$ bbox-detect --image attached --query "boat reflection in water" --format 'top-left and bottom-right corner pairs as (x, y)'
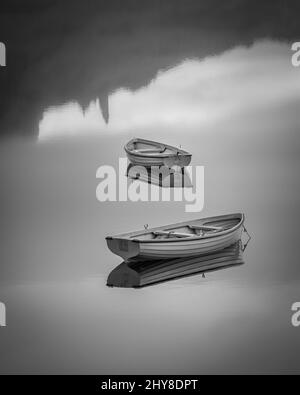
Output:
(107, 241), (246, 288)
(126, 163), (193, 188)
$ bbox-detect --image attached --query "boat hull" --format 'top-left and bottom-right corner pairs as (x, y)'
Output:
(125, 151), (192, 168)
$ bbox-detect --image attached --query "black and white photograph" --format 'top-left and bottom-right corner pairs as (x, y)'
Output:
(0, 0), (300, 378)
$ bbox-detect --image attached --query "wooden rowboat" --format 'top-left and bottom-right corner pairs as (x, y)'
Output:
(124, 138), (192, 168)
(107, 242), (244, 288)
(106, 213), (245, 262)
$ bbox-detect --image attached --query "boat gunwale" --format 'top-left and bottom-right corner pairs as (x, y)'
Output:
(124, 138), (191, 159)
(106, 213), (245, 244)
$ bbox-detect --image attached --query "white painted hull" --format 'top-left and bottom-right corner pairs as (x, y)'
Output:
(126, 151), (191, 168)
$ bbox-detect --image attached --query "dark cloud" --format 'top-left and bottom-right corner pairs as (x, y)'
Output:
(0, 0), (299, 138)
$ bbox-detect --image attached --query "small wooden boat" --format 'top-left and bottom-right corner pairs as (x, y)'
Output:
(106, 213), (245, 262)
(124, 138), (192, 168)
(107, 242), (244, 288)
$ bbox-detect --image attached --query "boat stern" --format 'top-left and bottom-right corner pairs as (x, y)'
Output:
(106, 237), (140, 261)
